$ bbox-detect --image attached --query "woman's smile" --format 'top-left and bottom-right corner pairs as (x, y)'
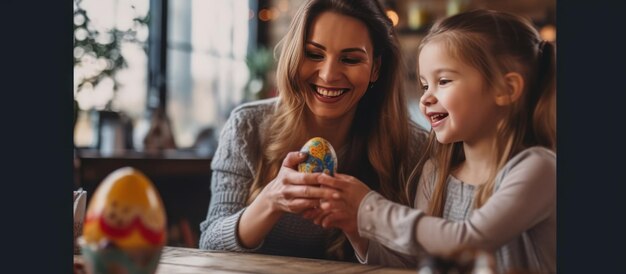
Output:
(311, 84), (350, 103)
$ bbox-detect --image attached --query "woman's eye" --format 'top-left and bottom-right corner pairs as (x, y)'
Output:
(305, 51), (324, 60)
(341, 57), (362, 64)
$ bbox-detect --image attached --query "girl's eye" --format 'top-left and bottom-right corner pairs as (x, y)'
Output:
(420, 84), (429, 91)
(439, 79), (452, 85)
(341, 57), (362, 64)
(305, 51), (324, 60)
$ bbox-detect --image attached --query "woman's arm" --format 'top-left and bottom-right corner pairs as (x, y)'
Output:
(198, 111), (258, 251)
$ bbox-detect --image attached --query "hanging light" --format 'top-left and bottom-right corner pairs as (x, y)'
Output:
(385, 9), (399, 27)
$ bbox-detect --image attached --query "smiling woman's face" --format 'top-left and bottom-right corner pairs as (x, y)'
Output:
(299, 11), (380, 121)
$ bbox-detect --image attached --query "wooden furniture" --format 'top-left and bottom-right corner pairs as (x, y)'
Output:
(75, 148), (212, 248)
(74, 246), (417, 274)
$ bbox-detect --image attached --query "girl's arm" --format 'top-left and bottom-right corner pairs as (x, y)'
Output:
(315, 168), (432, 266)
(357, 148), (556, 255)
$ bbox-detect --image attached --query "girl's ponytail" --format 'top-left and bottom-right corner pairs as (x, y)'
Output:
(530, 40), (556, 151)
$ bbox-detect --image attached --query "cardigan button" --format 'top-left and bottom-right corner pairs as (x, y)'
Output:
(365, 205), (373, 211)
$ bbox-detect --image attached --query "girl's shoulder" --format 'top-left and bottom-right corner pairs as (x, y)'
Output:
(494, 146), (556, 191)
(506, 146), (556, 169)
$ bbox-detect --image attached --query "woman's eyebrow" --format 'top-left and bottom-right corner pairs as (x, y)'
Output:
(306, 41), (368, 54)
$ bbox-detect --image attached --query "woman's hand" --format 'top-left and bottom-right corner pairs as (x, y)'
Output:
(238, 151), (339, 249)
(313, 173), (371, 235)
(258, 151), (339, 215)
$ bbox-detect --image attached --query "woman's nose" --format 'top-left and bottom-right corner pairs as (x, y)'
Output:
(318, 60), (341, 83)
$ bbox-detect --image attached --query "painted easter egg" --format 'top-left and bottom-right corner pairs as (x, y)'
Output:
(82, 167), (167, 250)
(298, 137), (338, 176)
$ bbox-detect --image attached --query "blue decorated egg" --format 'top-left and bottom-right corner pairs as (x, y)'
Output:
(298, 137), (337, 176)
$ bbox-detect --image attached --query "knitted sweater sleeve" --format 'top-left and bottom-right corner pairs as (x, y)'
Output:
(198, 106), (262, 251)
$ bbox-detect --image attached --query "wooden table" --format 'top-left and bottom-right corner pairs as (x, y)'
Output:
(75, 246), (417, 274)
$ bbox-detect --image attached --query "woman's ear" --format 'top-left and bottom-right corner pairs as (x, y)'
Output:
(495, 72), (524, 106)
(370, 56), (381, 82)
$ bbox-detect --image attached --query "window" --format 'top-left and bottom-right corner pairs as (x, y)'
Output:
(166, 0), (251, 148)
(74, 0), (254, 151)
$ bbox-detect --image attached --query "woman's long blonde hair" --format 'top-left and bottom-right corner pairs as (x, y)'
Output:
(246, 0), (422, 261)
(415, 9), (556, 217)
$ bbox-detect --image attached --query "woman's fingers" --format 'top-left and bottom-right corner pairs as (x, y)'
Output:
(282, 151), (307, 168)
(283, 185), (337, 200)
(284, 198), (321, 213)
(316, 173), (347, 190)
(335, 173), (355, 181)
(285, 171), (321, 186)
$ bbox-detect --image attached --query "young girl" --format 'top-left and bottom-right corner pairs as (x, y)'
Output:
(198, 0), (427, 262)
(312, 9), (556, 272)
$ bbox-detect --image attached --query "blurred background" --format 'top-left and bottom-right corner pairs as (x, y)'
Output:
(73, 0), (556, 248)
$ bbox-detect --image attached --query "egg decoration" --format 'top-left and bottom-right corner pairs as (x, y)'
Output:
(78, 167), (166, 274)
(298, 137), (338, 176)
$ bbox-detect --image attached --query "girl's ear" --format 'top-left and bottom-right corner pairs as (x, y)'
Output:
(370, 56), (381, 82)
(494, 72), (524, 106)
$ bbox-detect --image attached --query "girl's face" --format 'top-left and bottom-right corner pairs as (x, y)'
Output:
(299, 11), (380, 121)
(418, 41), (500, 144)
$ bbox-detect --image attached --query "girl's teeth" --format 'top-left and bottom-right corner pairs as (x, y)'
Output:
(431, 114), (447, 122)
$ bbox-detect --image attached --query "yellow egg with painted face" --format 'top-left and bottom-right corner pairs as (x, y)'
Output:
(82, 167), (167, 250)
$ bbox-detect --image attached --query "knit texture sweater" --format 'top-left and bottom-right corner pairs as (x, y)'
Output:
(199, 97), (427, 260)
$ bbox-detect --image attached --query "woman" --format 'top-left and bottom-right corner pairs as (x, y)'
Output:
(199, 0), (427, 261)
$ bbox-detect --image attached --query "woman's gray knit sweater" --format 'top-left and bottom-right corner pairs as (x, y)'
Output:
(198, 97), (427, 260)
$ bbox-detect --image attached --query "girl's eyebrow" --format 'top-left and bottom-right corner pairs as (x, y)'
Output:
(306, 41), (368, 54)
(432, 68), (460, 74)
(419, 68), (460, 81)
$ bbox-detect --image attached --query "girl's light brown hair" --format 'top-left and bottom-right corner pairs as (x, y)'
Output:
(413, 9), (556, 217)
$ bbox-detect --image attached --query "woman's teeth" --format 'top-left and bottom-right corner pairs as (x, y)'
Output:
(316, 87), (346, 97)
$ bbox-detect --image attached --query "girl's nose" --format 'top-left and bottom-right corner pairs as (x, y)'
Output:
(420, 90), (436, 106)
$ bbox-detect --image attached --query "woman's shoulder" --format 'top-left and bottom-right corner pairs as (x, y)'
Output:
(223, 98), (277, 135)
(213, 99), (279, 172)
(229, 97), (278, 120)
(219, 98), (278, 148)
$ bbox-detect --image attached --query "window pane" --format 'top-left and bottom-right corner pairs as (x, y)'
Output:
(166, 0), (249, 148)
